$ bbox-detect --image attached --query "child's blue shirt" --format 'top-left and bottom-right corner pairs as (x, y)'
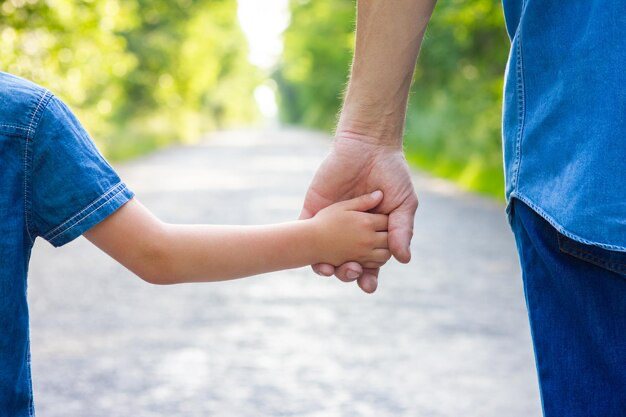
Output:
(0, 72), (134, 416)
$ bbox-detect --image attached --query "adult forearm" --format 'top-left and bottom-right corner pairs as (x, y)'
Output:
(338, 0), (437, 146)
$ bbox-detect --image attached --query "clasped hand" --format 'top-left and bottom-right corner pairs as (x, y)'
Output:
(300, 136), (418, 293)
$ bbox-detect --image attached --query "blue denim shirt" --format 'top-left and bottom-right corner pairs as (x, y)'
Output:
(502, 1), (626, 251)
(0, 72), (133, 416)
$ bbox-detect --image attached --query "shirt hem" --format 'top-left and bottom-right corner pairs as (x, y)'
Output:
(43, 183), (134, 247)
(507, 192), (626, 253)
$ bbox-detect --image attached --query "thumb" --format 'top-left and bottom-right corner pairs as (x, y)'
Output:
(299, 206), (314, 221)
(387, 194), (418, 264)
(340, 190), (383, 212)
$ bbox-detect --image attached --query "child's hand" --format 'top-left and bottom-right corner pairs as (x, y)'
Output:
(311, 190), (391, 268)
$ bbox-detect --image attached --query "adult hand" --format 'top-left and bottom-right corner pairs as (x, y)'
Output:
(299, 134), (418, 293)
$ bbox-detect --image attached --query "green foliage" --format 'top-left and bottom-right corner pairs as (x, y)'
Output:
(0, 0), (259, 160)
(276, 0), (510, 199)
(407, 0), (509, 199)
(275, 0), (355, 131)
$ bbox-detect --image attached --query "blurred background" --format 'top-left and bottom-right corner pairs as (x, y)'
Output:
(6, 1), (542, 416)
(1, 0), (509, 198)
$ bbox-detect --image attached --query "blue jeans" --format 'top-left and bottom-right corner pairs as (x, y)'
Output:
(509, 199), (626, 416)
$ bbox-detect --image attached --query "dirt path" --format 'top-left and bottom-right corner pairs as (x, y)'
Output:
(28, 128), (541, 417)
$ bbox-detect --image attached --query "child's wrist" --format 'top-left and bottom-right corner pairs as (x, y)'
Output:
(302, 217), (327, 265)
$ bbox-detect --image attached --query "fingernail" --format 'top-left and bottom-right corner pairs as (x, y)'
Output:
(359, 273), (378, 293)
(370, 190), (382, 199)
(346, 270), (359, 279)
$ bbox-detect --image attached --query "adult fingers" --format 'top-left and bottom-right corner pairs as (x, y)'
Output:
(299, 183), (333, 221)
(362, 261), (386, 269)
(334, 261), (364, 282)
(312, 263), (335, 277)
(299, 206), (314, 220)
(388, 193), (418, 264)
(357, 267), (379, 293)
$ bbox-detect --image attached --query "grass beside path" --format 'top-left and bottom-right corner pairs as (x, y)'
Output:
(102, 126), (506, 201)
(406, 150), (505, 201)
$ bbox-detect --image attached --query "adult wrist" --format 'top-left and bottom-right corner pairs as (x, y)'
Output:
(335, 115), (404, 150)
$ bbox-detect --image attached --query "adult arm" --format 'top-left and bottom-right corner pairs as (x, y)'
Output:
(84, 192), (390, 284)
(301, 0), (437, 293)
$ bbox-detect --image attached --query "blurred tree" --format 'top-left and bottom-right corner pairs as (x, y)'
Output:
(276, 0), (509, 198)
(406, 0), (509, 197)
(275, 0), (354, 131)
(0, 0), (259, 159)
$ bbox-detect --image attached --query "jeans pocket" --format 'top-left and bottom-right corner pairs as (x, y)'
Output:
(557, 232), (626, 277)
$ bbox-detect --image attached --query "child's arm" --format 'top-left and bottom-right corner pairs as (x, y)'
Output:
(84, 191), (390, 284)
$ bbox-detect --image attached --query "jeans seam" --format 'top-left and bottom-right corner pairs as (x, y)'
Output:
(27, 340), (35, 417)
(557, 234), (626, 274)
(560, 244), (626, 268)
(510, 193), (626, 252)
(511, 202), (547, 417)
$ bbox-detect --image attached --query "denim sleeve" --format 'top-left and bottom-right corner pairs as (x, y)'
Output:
(28, 94), (134, 247)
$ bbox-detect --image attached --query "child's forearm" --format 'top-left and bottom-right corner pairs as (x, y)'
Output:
(85, 199), (322, 284)
(159, 221), (319, 283)
(85, 195), (390, 285)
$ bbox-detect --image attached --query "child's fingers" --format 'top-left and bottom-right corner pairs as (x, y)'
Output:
(374, 231), (389, 248)
(338, 190), (383, 211)
(371, 248), (392, 264)
(369, 214), (389, 231)
(362, 249), (391, 268)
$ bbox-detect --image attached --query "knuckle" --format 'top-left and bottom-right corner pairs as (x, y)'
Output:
(361, 215), (373, 227)
(380, 250), (392, 261)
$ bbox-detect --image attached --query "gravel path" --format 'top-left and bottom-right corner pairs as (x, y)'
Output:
(28, 128), (542, 417)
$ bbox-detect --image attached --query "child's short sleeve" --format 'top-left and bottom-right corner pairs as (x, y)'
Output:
(29, 94), (134, 247)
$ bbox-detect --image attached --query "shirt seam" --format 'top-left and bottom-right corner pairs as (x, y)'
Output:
(0, 124), (32, 131)
(558, 235), (626, 268)
(43, 182), (127, 241)
(47, 184), (130, 246)
(24, 90), (53, 245)
(510, 192), (626, 252)
(511, 25), (526, 193)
